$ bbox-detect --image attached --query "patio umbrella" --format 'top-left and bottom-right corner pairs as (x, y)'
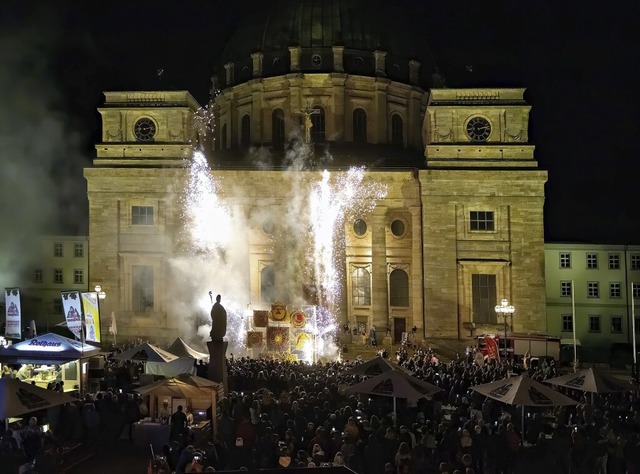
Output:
(346, 369), (441, 424)
(112, 343), (178, 363)
(473, 375), (578, 407)
(345, 355), (413, 376)
(544, 367), (637, 394)
(0, 378), (78, 419)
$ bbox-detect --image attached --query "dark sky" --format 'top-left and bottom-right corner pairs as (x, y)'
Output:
(0, 0), (637, 244)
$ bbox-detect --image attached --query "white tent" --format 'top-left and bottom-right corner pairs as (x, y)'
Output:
(112, 343), (178, 363)
(143, 338), (209, 377)
(167, 338), (209, 361)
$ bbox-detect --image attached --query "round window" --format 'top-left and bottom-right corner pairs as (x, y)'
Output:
(391, 219), (405, 237)
(353, 219), (367, 236)
(311, 54), (322, 66)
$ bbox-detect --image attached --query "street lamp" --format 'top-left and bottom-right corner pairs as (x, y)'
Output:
(494, 298), (515, 360)
(94, 285), (106, 301)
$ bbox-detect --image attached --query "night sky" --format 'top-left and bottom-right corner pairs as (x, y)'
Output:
(0, 0), (637, 244)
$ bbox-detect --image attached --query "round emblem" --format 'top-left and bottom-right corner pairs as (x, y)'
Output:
(291, 311), (306, 328)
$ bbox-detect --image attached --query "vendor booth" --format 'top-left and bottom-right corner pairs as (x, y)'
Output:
(145, 338), (209, 378)
(0, 333), (100, 393)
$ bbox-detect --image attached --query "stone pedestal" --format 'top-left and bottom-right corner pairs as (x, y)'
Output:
(383, 336), (393, 346)
(207, 341), (228, 395)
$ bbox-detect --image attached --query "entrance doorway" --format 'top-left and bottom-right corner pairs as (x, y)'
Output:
(393, 317), (406, 344)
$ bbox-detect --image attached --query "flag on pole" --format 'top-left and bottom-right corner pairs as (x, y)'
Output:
(81, 292), (101, 343)
(4, 288), (22, 339)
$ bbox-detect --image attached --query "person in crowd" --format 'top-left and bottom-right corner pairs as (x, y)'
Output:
(170, 405), (188, 443)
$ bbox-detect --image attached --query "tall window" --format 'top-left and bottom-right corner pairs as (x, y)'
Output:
(132, 265), (154, 312)
(561, 314), (573, 332)
(53, 269), (63, 284)
(389, 269), (409, 307)
(470, 211), (494, 231)
(74, 269), (84, 285)
(634, 283), (640, 299)
(609, 282), (621, 298)
(560, 252), (571, 268)
(310, 106), (325, 143)
(391, 114), (403, 146)
(608, 253), (620, 269)
(586, 253), (598, 269)
(611, 316), (623, 334)
(221, 124), (227, 150)
(471, 274), (496, 324)
(353, 109), (367, 143)
(560, 281), (572, 297)
(272, 109), (285, 149)
(54, 242), (63, 257)
(241, 114), (251, 146)
(631, 254), (640, 270)
(74, 242), (84, 258)
(352, 267), (371, 306)
(587, 281), (599, 298)
(261, 265), (275, 303)
(589, 315), (601, 333)
(52, 299), (63, 314)
(132, 206), (154, 225)
(34, 269), (43, 283)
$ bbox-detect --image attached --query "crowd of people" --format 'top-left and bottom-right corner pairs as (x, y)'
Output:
(2, 340), (640, 473)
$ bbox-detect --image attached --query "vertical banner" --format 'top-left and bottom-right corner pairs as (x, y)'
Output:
(484, 335), (501, 363)
(4, 288), (22, 339)
(81, 292), (101, 343)
(61, 291), (83, 339)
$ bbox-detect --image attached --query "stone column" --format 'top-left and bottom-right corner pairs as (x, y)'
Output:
(409, 60), (421, 86)
(374, 50), (387, 77)
(224, 62), (234, 86)
(251, 52), (264, 77)
(207, 340), (228, 395)
(332, 46), (345, 72)
(289, 46), (301, 72)
(371, 208), (389, 336)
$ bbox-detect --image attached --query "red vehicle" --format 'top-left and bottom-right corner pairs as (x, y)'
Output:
(477, 332), (561, 362)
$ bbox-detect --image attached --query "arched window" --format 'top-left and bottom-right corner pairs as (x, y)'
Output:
(391, 114), (404, 147)
(351, 267), (371, 306)
(221, 124), (227, 150)
(261, 265), (275, 303)
(311, 106), (325, 143)
(353, 108), (367, 143)
(241, 114), (251, 146)
(272, 109), (285, 149)
(389, 269), (409, 307)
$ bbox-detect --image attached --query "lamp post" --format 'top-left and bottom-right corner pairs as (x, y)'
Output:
(494, 298), (515, 360)
(94, 285), (107, 342)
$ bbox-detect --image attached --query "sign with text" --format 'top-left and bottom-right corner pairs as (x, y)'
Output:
(81, 292), (101, 343)
(4, 288), (21, 339)
(61, 291), (83, 339)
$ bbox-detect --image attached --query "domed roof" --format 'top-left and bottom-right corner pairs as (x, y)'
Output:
(222, 0), (435, 80)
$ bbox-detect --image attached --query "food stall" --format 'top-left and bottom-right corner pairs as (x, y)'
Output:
(0, 333), (100, 394)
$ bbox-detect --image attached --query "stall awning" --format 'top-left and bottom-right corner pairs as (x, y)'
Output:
(0, 333), (100, 364)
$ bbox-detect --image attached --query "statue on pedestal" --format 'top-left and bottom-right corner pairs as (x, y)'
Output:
(210, 293), (227, 342)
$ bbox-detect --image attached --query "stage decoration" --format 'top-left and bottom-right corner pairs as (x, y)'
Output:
(294, 332), (312, 350)
(253, 310), (269, 328)
(291, 310), (306, 328)
(247, 331), (264, 349)
(267, 327), (289, 351)
(269, 302), (289, 322)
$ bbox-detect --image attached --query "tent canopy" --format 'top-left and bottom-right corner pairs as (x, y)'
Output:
(0, 378), (78, 419)
(135, 373), (222, 399)
(473, 375), (578, 407)
(0, 333), (100, 365)
(346, 369), (440, 400)
(345, 355), (413, 377)
(545, 367), (636, 394)
(167, 338), (209, 361)
(112, 343), (178, 363)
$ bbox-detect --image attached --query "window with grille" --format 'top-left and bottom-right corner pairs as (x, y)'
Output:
(611, 316), (623, 334)
(53, 269), (63, 284)
(586, 253), (598, 269)
(132, 265), (154, 312)
(589, 315), (601, 333)
(634, 283), (640, 299)
(561, 314), (573, 332)
(34, 269), (43, 283)
(471, 274), (497, 324)
(470, 211), (494, 231)
(560, 281), (572, 297)
(132, 206), (154, 225)
(74, 242), (84, 258)
(632, 255), (640, 270)
(74, 270), (83, 285)
(609, 282), (621, 298)
(389, 269), (409, 307)
(54, 242), (63, 257)
(587, 281), (599, 298)
(608, 253), (620, 269)
(351, 267), (371, 306)
(560, 252), (571, 268)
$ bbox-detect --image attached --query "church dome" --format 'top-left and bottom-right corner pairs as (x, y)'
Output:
(220, 0), (435, 87)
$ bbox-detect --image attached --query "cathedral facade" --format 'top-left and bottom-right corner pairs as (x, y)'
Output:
(85, 0), (547, 346)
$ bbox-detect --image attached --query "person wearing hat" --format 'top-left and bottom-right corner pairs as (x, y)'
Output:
(158, 399), (171, 419)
